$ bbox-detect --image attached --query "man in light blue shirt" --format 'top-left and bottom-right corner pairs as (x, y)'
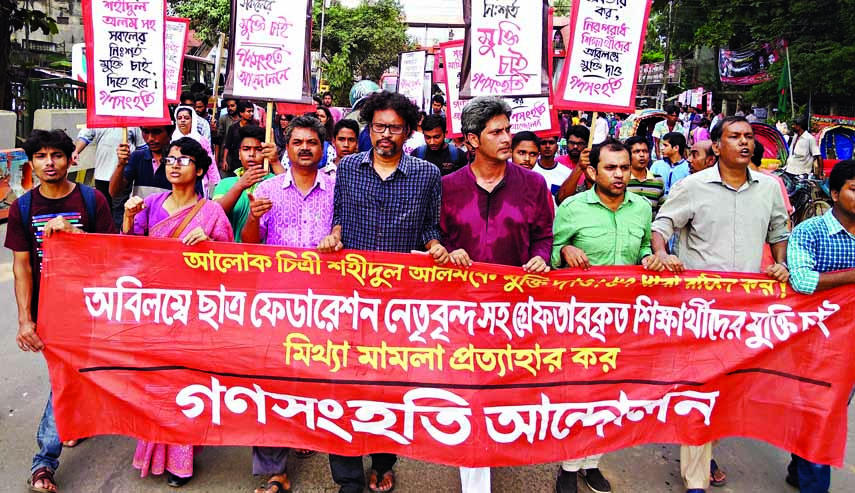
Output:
(650, 131), (690, 195)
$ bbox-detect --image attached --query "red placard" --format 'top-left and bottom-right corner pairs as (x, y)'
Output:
(41, 234), (855, 468)
(165, 17), (190, 104)
(82, 0), (172, 128)
(555, 0), (651, 113)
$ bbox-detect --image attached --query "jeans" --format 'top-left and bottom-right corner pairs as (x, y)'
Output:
(789, 454), (830, 493)
(328, 453), (396, 493)
(31, 391), (62, 473)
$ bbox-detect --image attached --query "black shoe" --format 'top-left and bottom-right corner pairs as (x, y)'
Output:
(556, 469), (578, 493)
(785, 474), (800, 489)
(167, 472), (192, 488)
(580, 468), (612, 493)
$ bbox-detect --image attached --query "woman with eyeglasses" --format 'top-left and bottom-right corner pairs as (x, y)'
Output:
(121, 138), (231, 487)
(173, 106), (221, 197)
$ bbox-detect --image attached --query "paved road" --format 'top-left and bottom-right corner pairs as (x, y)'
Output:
(1, 224), (854, 492)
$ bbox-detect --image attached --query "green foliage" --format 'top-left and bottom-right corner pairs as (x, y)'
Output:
(169, 0), (230, 44)
(313, 0), (411, 102)
(552, 0), (570, 16)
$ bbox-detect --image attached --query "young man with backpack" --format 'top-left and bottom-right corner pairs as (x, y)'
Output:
(5, 129), (116, 493)
(410, 114), (467, 176)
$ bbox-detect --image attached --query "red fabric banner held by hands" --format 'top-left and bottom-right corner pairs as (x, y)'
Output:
(40, 234), (855, 467)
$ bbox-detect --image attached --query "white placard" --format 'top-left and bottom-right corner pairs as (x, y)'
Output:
(227, 0), (311, 102)
(465, 0), (544, 97)
(398, 51), (427, 109)
(443, 42), (554, 138)
(88, 0), (167, 122)
(557, 0), (650, 112)
(165, 18), (189, 103)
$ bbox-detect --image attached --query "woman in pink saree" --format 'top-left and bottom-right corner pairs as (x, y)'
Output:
(122, 137), (232, 487)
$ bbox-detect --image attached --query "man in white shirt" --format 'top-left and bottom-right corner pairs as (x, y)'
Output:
(784, 117), (823, 177)
(593, 114), (610, 144)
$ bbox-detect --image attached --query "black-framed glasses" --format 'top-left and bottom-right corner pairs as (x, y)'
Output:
(164, 156), (196, 167)
(370, 122), (406, 135)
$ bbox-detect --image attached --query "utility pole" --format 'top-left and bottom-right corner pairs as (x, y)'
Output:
(659, 0), (673, 109)
(318, 0), (328, 89)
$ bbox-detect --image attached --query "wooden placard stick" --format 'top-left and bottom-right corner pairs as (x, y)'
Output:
(588, 112), (597, 149)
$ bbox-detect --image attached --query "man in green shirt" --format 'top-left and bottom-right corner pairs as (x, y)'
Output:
(213, 125), (284, 241)
(550, 141), (665, 493)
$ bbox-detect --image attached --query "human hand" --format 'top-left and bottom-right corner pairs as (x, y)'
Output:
(124, 196), (145, 217)
(237, 166), (267, 190)
(246, 193), (273, 220)
(642, 254), (666, 271)
(181, 226), (210, 246)
(427, 243), (449, 265)
(16, 320), (44, 352)
(766, 263), (790, 283)
(116, 143), (130, 165)
(523, 255), (551, 273)
(43, 216), (79, 238)
(656, 251), (684, 273)
(449, 248), (472, 268)
(561, 245), (590, 270)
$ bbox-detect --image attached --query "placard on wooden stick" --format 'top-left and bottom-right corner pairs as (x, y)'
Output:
(165, 17), (190, 104)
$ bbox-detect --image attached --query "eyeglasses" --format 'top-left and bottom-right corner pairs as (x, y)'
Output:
(371, 122), (406, 135)
(164, 156), (196, 167)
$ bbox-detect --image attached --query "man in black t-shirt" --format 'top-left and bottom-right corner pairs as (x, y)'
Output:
(410, 115), (467, 175)
(5, 129), (115, 493)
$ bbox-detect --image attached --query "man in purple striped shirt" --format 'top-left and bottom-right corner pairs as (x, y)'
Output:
(241, 115), (332, 493)
(440, 96), (554, 493)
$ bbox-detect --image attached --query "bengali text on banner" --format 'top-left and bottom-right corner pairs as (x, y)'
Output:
(40, 234), (855, 468)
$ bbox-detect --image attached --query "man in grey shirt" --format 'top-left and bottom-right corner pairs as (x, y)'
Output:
(650, 116), (790, 493)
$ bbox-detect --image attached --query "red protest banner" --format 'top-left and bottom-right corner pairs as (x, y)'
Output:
(83, 0), (172, 128)
(556, 0), (651, 113)
(40, 234), (855, 468)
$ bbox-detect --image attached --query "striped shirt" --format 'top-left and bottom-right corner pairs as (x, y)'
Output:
(627, 170), (665, 216)
(787, 211), (855, 294)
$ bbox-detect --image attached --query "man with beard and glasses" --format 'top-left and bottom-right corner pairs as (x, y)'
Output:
(318, 90), (450, 493)
(440, 96), (553, 493)
(551, 141), (664, 493)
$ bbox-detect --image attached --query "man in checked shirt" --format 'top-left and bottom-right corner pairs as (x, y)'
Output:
(318, 90), (450, 493)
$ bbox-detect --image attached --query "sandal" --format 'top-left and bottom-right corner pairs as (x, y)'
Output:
(710, 459), (727, 487)
(254, 475), (290, 493)
(62, 437), (87, 448)
(368, 469), (395, 493)
(28, 467), (57, 492)
(294, 449), (316, 459)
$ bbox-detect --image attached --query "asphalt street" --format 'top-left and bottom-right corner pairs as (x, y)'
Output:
(1, 224), (854, 492)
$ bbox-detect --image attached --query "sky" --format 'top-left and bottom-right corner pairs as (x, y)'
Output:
(336, 0), (464, 24)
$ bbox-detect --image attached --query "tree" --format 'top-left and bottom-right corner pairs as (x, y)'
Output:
(313, 0), (412, 104)
(551, 0), (570, 16)
(169, 0), (230, 44)
(0, 0), (58, 110)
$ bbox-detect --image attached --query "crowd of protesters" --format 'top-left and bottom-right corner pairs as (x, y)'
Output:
(7, 86), (853, 493)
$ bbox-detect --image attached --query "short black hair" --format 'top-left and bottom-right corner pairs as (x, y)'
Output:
(194, 93), (207, 105)
(624, 136), (649, 150)
(23, 129), (75, 161)
(710, 115), (750, 142)
(511, 131), (541, 150)
(431, 94), (445, 105)
(190, 82), (207, 94)
(180, 91), (195, 103)
(590, 139), (628, 170)
(168, 137), (211, 174)
(237, 101), (254, 113)
(662, 132), (687, 155)
(285, 115), (327, 144)
(829, 159), (855, 194)
(665, 104), (678, 116)
(360, 91), (420, 139)
(752, 140), (765, 167)
(421, 114), (446, 133)
(333, 119), (360, 139)
(565, 124), (590, 142)
(238, 124), (265, 147)
(323, 91), (332, 98)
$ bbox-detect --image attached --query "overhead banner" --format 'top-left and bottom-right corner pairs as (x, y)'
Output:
(556, 0), (650, 113)
(41, 235), (855, 468)
(397, 51), (427, 109)
(637, 60), (681, 86)
(164, 17), (190, 104)
(224, 0), (313, 103)
(83, 0), (171, 128)
(719, 41), (782, 85)
(442, 40), (558, 139)
(460, 0), (550, 99)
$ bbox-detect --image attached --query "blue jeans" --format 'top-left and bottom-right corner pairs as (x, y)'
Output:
(792, 454), (830, 493)
(31, 391), (62, 473)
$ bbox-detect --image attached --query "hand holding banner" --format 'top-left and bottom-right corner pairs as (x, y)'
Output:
(556, 0), (651, 113)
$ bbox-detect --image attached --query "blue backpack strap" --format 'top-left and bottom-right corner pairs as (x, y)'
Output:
(414, 145), (427, 160)
(448, 145), (460, 163)
(78, 184), (98, 232)
(16, 190), (32, 229)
